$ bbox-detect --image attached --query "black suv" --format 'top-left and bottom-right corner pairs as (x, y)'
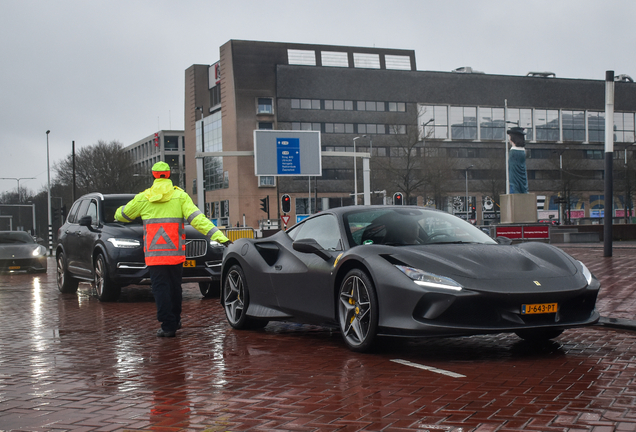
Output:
(56, 193), (224, 301)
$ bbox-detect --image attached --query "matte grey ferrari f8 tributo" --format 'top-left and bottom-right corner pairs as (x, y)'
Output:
(220, 206), (600, 352)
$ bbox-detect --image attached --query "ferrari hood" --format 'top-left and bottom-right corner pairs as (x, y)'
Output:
(0, 245), (41, 259)
(389, 243), (579, 280)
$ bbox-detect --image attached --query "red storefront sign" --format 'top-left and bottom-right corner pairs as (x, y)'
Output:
(523, 225), (550, 239)
(495, 226), (522, 239)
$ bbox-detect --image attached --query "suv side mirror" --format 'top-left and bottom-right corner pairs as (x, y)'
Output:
(495, 236), (512, 245)
(79, 215), (93, 227)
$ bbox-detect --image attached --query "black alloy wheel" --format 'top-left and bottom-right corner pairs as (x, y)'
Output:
(93, 253), (121, 302)
(56, 252), (79, 293)
(222, 264), (267, 330)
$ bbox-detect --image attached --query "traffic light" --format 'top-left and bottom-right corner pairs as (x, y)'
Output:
(260, 196), (269, 217)
(393, 192), (404, 205)
(60, 205), (66, 221)
(281, 194), (291, 213)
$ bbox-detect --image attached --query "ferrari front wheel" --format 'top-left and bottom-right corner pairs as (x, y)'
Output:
(223, 264), (268, 330)
(338, 269), (379, 352)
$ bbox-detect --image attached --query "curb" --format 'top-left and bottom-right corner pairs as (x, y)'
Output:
(596, 316), (636, 331)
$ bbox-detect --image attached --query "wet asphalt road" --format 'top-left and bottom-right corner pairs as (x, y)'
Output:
(1, 246), (635, 432)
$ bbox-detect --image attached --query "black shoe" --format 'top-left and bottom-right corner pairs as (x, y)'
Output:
(156, 328), (176, 337)
(177, 321), (182, 330)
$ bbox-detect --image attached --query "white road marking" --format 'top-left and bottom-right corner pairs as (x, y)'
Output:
(391, 359), (466, 378)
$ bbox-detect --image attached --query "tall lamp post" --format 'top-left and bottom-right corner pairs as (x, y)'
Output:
(352, 135), (366, 205)
(465, 165), (473, 221)
(0, 177), (35, 203)
(46, 130), (52, 256)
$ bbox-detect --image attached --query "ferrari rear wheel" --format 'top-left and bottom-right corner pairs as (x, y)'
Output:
(515, 328), (563, 342)
(338, 269), (379, 352)
(223, 264), (268, 330)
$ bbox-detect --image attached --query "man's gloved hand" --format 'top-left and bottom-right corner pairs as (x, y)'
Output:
(222, 239), (233, 248)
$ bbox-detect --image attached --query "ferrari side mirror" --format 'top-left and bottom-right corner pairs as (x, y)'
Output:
(293, 238), (332, 261)
(495, 236), (512, 245)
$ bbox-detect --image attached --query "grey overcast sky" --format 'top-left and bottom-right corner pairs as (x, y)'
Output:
(2, 0), (635, 196)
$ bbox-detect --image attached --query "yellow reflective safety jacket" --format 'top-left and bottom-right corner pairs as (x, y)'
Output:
(115, 178), (229, 266)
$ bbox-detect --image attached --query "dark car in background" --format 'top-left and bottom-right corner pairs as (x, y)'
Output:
(0, 230), (47, 273)
(56, 193), (224, 301)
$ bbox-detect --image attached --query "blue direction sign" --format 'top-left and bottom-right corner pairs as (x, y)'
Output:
(277, 138), (301, 175)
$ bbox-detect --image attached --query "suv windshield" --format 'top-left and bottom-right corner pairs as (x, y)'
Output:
(103, 198), (142, 225)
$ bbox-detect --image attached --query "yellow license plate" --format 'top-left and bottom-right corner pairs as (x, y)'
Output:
(183, 260), (196, 268)
(9, 266), (20, 270)
(521, 303), (558, 314)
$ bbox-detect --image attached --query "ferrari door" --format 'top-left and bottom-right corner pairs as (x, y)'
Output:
(270, 214), (343, 321)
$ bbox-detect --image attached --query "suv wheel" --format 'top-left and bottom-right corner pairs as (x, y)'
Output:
(93, 253), (121, 302)
(56, 251), (79, 293)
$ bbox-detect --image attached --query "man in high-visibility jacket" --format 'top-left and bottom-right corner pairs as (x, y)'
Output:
(115, 161), (231, 337)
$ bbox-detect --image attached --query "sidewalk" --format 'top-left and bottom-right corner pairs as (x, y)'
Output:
(556, 241), (636, 332)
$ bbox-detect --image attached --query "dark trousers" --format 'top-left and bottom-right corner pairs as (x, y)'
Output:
(149, 264), (183, 332)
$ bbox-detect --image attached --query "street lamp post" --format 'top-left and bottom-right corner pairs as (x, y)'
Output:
(46, 130), (52, 256)
(465, 165), (473, 222)
(352, 136), (366, 205)
(0, 177), (35, 203)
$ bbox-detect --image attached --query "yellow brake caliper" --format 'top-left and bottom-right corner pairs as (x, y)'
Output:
(349, 289), (356, 324)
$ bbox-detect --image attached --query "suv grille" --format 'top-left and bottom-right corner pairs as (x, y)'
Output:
(185, 239), (207, 258)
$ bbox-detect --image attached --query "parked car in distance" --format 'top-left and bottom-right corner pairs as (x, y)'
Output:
(0, 230), (47, 273)
(56, 193), (225, 301)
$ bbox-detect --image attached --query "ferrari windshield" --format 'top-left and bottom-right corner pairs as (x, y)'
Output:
(0, 231), (35, 244)
(344, 207), (497, 246)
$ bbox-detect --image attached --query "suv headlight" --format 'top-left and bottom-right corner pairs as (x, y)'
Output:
(107, 238), (141, 248)
(395, 265), (463, 291)
(210, 239), (221, 247)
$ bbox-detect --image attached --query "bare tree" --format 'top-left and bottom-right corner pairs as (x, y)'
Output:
(53, 140), (141, 196)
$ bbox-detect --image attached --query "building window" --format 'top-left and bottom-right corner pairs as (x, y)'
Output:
(562, 110), (585, 142)
(321, 51), (349, 67)
(587, 111), (605, 142)
(388, 102), (406, 112)
(296, 197), (323, 214)
(584, 150), (604, 159)
(419, 104), (448, 139)
(506, 108), (534, 141)
(164, 136), (179, 151)
(210, 84), (221, 107)
(325, 123), (354, 133)
(479, 107), (504, 140)
(257, 98), (273, 114)
(450, 106), (477, 140)
(535, 109), (560, 141)
(259, 176), (276, 187)
(288, 49), (316, 66)
(291, 122), (321, 131)
(527, 149), (552, 159)
(614, 112), (635, 143)
(258, 122), (273, 130)
(353, 53), (380, 69)
(385, 55), (412, 70)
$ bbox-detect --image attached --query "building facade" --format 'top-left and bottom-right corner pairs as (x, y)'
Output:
(124, 130), (186, 189)
(185, 40), (636, 229)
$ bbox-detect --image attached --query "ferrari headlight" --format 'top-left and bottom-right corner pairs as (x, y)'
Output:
(395, 265), (463, 291)
(32, 246), (45, 257)
(578, 260), (593, 285)
(107, 238), (141, 248)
